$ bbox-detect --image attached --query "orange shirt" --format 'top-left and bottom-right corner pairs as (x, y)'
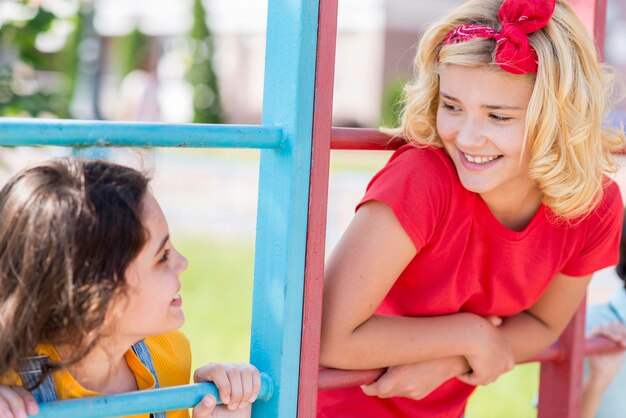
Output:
(2, 331), (191, 418)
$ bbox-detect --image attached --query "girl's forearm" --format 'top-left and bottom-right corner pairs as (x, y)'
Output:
(319, 312), (488, 369)
(498, 312), (562, 362)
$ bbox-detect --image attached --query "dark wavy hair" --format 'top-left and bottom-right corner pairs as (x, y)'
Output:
(0, 158), (150, 382)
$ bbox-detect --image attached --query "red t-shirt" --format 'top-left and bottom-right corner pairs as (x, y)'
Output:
(317, 145), (623, 418)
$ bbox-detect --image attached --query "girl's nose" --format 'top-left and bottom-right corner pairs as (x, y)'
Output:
(175, 250), (189, 274)
(455, 118), (487, 148)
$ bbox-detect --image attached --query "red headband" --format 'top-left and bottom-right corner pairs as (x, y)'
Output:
(441, 0), (556, 75)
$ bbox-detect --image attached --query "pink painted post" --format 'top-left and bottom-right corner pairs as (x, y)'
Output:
(537, 1), (607, 416)
(538, 303), (587, 418)
(297, 0), (339, 416)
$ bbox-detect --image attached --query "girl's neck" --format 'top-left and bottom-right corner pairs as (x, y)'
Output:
(57, 336), (138, 394)
(480, 184), (543, 231)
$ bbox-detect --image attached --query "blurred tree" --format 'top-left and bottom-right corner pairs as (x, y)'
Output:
(187, 0), (222, 124)
(0, 1), (83, 118)
(380, 77), (407, 129)
(117, 28), (152, 78)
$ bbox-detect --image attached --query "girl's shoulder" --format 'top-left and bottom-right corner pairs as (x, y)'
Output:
(386, 143), (455, 176)
(598, 178), (623, 214)
(366, 143), (458, 198)
(359, 144), (461, 249)
(145, 331), (190, 349)
(558, 179), (623, 277)
(144, 331), (191, 361)
(145, 331), (192, 386)
(0, 369), (21, 386)
(575, 178), (624, 226)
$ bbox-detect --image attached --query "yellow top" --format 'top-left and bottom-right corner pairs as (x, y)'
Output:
(2, 331), (191, 418)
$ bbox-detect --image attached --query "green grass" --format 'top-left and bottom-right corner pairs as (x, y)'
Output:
(175, 234), (255, 370)
(466, 363), (539, 418)
(176, 234), (539, 416)
(330, 150), (392, 173)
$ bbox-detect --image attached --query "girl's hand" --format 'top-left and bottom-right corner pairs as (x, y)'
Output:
(457, 316), (515, 386)
(360, 356), (468, 400)
(191, 363), (261, 418)
(0, 385), (38, 418)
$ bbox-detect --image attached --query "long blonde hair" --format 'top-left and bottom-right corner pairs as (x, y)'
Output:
(400, 0), (625, 220)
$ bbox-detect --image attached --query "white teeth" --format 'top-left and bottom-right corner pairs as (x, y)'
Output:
(463, 153), (500, 164)
(172, 294), (180, 301)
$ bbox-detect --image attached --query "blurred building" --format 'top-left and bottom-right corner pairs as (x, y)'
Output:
(92, 0), (626, 127)
(205, 0), (466, 127)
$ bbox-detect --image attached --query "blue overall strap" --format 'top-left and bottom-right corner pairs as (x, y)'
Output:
(132, 340), (166, 418)
(17, 355), (59, 403)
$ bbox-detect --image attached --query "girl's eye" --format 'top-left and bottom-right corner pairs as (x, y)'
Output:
(489, 113), (513, 122)
(441, 103), (459, 112)
(158, 249), (170, 264)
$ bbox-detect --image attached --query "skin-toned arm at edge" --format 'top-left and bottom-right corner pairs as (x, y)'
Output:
(319, 202), (513, 372)
(580, 323), (626, 418)
(580, 356), (619, 418)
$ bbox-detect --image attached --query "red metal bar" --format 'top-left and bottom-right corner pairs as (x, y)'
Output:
(317, 333), (625, 391)
(330, 127), (403, 150)
(585, 335), (626, 355)
(297, 0), (339, 416)
(330, 127), (626, 152)
(538, 304), (587, 418)
(318, 368), (386, 391)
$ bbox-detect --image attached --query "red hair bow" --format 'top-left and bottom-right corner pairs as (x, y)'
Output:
(442, 0), (557, 75)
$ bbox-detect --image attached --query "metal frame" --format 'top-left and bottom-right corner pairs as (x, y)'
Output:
(5, 0), (614, 417)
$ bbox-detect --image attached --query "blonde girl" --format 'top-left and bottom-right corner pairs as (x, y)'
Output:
(317, 0), (625, 417)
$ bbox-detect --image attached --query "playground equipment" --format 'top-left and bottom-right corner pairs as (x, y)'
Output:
(0, 0), (622, 417)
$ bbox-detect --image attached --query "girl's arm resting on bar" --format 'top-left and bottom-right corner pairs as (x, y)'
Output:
(499, 271), (591, 362)
(319, 202), (514, 377)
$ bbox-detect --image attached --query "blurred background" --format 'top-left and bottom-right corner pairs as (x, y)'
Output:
(0, 0), (625, 417)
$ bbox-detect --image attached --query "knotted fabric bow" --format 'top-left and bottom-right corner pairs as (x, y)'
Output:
(441, 0), (556, 75)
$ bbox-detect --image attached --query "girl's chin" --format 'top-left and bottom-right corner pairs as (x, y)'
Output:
(457, 177), (493, 195)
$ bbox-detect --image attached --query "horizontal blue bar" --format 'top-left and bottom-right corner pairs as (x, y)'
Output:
(31, 373), (273, 418)
(0, 118), (283, 149)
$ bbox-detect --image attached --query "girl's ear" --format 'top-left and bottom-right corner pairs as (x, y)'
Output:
(122, 263), (140, 287)
(103, 284), (132, 327)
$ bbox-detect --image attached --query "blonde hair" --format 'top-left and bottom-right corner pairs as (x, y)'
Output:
(399, 0), (625, 220)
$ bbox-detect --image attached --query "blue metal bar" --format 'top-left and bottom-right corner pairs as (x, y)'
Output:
(30, 374), (273, 418)
(250, 0), (319, 416)
(0, 118), (283, 149)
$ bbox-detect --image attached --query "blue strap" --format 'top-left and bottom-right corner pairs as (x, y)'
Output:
(132, 340), (166, 418)
(19, 343), (166, 417)
(17, 356), (59, 403)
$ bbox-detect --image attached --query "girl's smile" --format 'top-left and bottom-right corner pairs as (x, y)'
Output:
(458, 149), (503, 170)
(171, 294), (183, 307)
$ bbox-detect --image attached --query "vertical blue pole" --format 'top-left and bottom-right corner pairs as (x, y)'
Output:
(250, 0), (319, 416)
